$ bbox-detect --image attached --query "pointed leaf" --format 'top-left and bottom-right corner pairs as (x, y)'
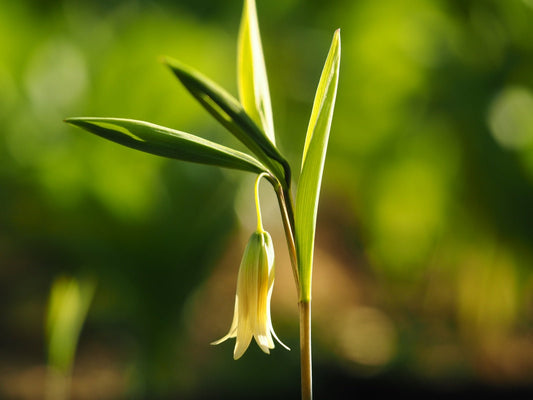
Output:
(65, 117), (266, 174)
(295, 30), (341, 301)
(164, 57), (291, 187)
(238, 0), (275, 144)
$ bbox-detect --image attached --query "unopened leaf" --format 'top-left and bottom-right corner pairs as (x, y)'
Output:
(238, 0), (275, 144)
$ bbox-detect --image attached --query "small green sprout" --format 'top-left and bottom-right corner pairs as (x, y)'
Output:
(45, 276), (95, 400)
(65, 0), (340, 398)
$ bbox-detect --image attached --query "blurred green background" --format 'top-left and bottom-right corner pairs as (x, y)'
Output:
(1, 0), (533, 398)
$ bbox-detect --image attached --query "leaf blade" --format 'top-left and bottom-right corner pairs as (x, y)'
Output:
(238, 0), (275, 144)
(295, 30), (341, 301)
(164, 57), (291, 187)
(65, 117), (267, 174)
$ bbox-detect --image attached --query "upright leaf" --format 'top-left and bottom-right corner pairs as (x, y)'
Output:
(238, 0), (275, 144)
(295, 30), (341, 302)
(164, 58), (291, 187)
(46, 276), (95, 373)
(65, 117), (267, 174)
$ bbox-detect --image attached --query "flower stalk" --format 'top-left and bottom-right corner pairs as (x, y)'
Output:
(212, 174), (289, 359)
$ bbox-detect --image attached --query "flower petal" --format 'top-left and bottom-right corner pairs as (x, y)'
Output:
(234, 305), (253, 359)
(212, 230), (289, 359)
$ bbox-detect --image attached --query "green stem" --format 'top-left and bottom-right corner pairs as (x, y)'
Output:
(254, 172), (269, 232)
(299, 300), (312, 400)
(267, 176), (299, 292)
(266, 175), (312, 399)
(278, 185), (313, 400)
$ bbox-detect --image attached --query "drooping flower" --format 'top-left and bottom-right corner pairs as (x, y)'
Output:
(212, 229), (289, 359)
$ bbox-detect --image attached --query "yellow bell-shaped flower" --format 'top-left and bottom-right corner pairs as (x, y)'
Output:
(212, 229), (289, 359)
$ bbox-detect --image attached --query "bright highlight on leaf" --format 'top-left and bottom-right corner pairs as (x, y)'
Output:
(295, 30), (341, 302)
(65, 117), (266, 174)
(238, 0), (276, 144)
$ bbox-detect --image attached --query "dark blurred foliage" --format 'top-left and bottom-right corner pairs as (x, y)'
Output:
(1, 0), (533, 398)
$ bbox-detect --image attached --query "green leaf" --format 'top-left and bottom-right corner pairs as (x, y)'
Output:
(163, 57), (291, 187)
(46, 276), (95, 372)
(238, 0), (275, 144)
(295, 30), (341, 302)
(64, 117), (267, 174)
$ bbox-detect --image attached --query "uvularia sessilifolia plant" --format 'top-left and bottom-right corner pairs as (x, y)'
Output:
(65, 1), (340, 398)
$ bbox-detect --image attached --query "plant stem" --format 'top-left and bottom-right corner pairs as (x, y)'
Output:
(268, 176), (299, 289)
(276, 184), (313, 399)
(299, 300), (312, 400)
(254, 172), (269, 232)
(266, 175), (313, 399)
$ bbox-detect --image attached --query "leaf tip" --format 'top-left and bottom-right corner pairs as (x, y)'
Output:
(162, 57), (190, 82)
(161, 56), (175, 69)
(64, 117), (100, 130)
(334, 28), (341, 45)
(64, 117), (80, 126)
